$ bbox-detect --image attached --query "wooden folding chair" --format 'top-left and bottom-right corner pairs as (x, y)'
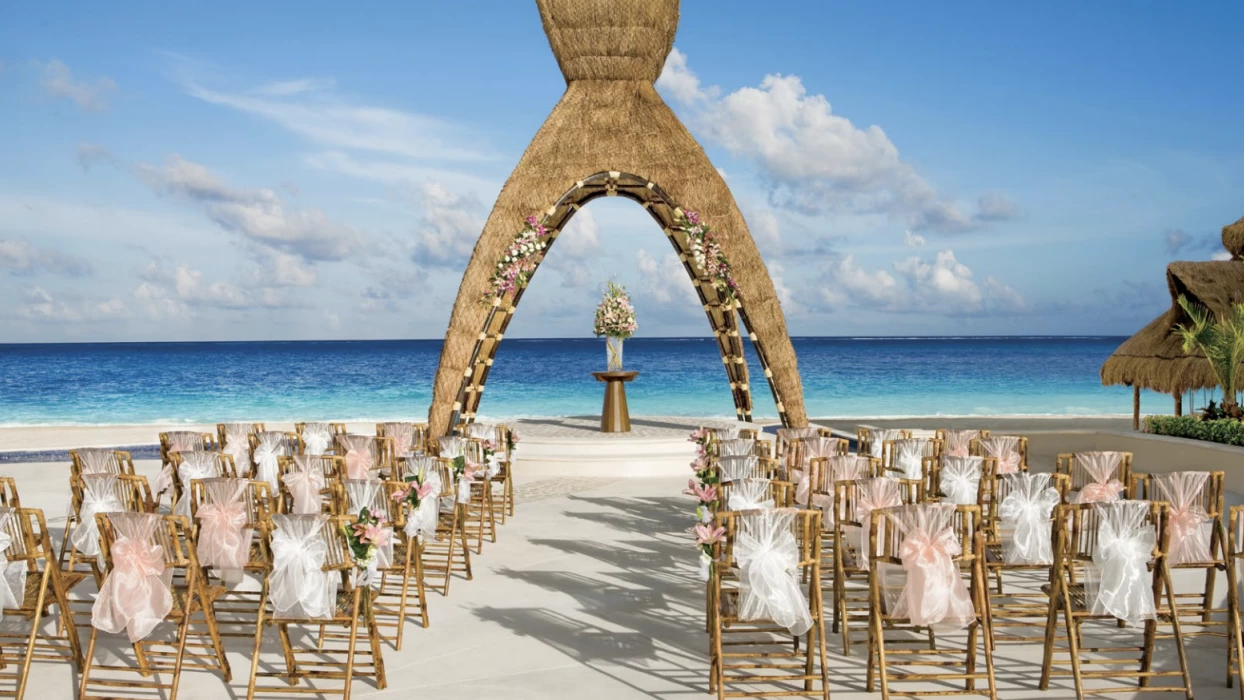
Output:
(456, 438), (497, 554)
(882, 437), (943, 482)
(856, 427), (912, 460)
(250, 430), (302, 489)
(376, 421), (429, 457)
(0, 477), (20, 508)
(246, 513), (386, 700)
(774, 427), (820, 467)
(158, 431), (217, 506)
(928, 454), (997, 505)
(218, 422), (264, 474)
(331, 479), (429, 647)
(0, 507), (84, 699)
(1039, 500), (1193, 699)
(276, 454), (341, 514)
(420, 459), (472, 596)
(336, 434), (392, 480)
(1227, 504), (1244, 697)
(1131, 471), (1228, 642)
(188, 478), (273, 638)
(867, 502), (996, 699)
(1055, 451), (1133, 504)
(79, 512), (231, 700)
(975, 435), (1029, 473)
(295, 422), (346, 457)
(832, 476), (922, 655)
(979, 470), (1068, 644)
(62, 473), (154, 584)
(69, 448), (136, 478)
(709, 508), (829, 699)
(488, 423), (515, 524)
(935, 429), (991, 458)
(169, 450), (237, 517)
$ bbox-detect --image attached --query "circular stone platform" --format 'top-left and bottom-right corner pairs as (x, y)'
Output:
(510, 416), (771, 477)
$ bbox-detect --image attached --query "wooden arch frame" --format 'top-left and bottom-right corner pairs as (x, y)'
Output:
(442, 171), (791, 432)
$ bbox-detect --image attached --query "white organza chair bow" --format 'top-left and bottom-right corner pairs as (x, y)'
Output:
(194, 478), (255, 587)
(400, 456), (443, 544)
(719, 455), (761, 484)
(172, 451), (223, 517)
(1087, 501), (1158, 626)
(269, 514), (337, 620)
(811, 455), (870, 516)
(733, 509), (813, 636)
(0, 509), (27, 624)
(1069, 451), (1126, 504)
(282, 455), (329, 514)
(158, 431), (208, 497)
(997, 472), (1060, 565)
(380, 421), (422, 455)
(791, 437), (840, 506)
(72, 448), (123, 476)
(776, 426), (818, 463)
(718, 438), (756, 458)
(979, 435), (1023, 475)
(890, 437), (932, 481)
(219, 422), (258, 473)
(727, 478), (776, 512)
(300, 422), (334, 457)
(71, 474), (130, 570)
(938, 456), (984, 506)
(866, 428), (907, 460)
(252, 431), (296, 490)
(463, 422), (495, 440)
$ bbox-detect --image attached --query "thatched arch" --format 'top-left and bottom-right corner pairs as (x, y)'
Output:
(427, 0), (807, 436)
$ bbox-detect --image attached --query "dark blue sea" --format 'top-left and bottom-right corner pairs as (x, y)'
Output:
(0, 337), (1159, 425)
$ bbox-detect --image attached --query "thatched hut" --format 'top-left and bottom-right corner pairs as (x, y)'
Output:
(426, 0), (807, 435)
(1101, 219), (1244, 427)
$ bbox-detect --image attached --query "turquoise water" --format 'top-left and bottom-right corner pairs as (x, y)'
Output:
(0, 337), (1165, 425)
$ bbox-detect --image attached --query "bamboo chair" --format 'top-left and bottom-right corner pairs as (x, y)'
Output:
(1055, 451), (1133, 504)
(856, 427), (912, 460)
(882, 437), (943, 483)
(419, 458), (472, 596)
(928, 455), (997, 506)
(974, 435), (1029, 473)
(276, 454), (341, 514)
(330, 478), (429, 647)
(217, 422), (265, 473)
(250, 430), (302, 488)
(935, 429), (991, 458)
(158, 431), (217, 505)
(979, 471), (1068, 644)
(708, 508), (830, 699)
(462, 438), (498, 553)
(245, 513), (386, 700)
(775, 426), (820, 467)
(296, 421), (347, 457)
(377, 421), (429, 457)
(79, 512), (231, 700)
(1130, 471), (1228, 643)
(867, 503), (996, 699)
(0, 477), (20, 508)
(808, 455), (879, 594)
(0, 507), (84, 699)
(168, 450), (236, 518)
(1227, 505), (1244, 697)
(1038, 500), (1193, 700)
(832, 476), (923, 655)
(187, 478), (273, 638)
(717, 455), (786, 509)
(62, 473), (155, 584)
(716, 477), (793, 513)
(336, 434), (393, 480)
(488, 424), (516, 523)
(69, 448), (137, 478)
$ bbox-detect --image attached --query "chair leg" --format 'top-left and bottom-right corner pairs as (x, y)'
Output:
(414, 543), (429, 628)
(245, 588), (268, 700)
(1162, 564), (1195, 700)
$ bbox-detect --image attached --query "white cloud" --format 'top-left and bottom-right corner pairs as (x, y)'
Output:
(658, 51), (1014, 233)
(0, 237), (93, 276)
(263, 250), (318, 287)
(635, 248), (698, 306)
(818, 248), (1023, 316)
(33, 59), (116, 111)
(746, 206), (782, 251)
(179, 72), (491, 162)
(135, 259), (301, 320)
(18, 286), (127, 323)
(137, 155), (365, 261)
(1212, 251), (1233, 261)
(413, 181), (483, 265)
(904, 230), (926, 248)
(557, 208), (601, 259)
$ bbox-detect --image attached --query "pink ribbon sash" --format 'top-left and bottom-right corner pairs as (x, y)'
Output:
(1075, 479), (1124, 504)
(896, 526), (974, 628)
(345, 449), (374, 480)
(283, 470), (326, 514)
(91, 537), (172, 642)
(196, 501), (250, 572)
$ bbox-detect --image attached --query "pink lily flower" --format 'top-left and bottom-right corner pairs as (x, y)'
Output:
(694, 522), (725, 546)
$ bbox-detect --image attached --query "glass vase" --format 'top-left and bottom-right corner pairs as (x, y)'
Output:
(606, 336), (624, 371)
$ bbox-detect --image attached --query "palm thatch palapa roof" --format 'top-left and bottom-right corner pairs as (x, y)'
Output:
(1101, 252), (1244, 396)
(426, 0), (807, 436)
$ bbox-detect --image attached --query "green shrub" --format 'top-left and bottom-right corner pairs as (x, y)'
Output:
(1143, 415), (1244, 447)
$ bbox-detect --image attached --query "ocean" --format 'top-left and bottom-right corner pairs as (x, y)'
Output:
(0, 337), (1171, 426)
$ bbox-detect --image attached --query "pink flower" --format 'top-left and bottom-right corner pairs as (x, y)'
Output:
(414, 481), (436, 500)
(682, 479), (716, 504)
(526, 215), (539, 226)
(690, 457), (707, 473)
(353, 518), (390, 546)
(694, 522), (725, 546)
(688, 427), (709, 443)
(686, 211), (701, 225)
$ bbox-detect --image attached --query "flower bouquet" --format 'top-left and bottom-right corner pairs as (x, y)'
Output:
(593, 280), (638, 371)
(694, 522), (725, 582)
(393, 469), (439, 543)
(342, 506), (392, 587)
(506, 428), (521, 455)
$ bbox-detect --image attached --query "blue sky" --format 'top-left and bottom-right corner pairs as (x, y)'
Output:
(2, 1), (1241, 343)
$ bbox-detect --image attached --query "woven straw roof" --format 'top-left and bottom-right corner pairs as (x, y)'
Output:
(1223, 215), (1244, 260)
(427, 0), (806, 435)
(1101, 257), (1244, 394)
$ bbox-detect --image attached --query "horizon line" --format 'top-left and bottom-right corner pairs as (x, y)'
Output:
(0, 334), (1129, 347)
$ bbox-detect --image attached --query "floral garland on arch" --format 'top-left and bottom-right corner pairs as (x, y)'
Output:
(485, 215), (551, 303)
(676, 210), (739, 302)
(685, 427), (723, 580)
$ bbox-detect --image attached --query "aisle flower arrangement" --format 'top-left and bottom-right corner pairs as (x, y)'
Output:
(343, 506), (391, 586)
(486, 215), (551, 302)
(685, 427), (721, 580)
(676, 210), (738, 302)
